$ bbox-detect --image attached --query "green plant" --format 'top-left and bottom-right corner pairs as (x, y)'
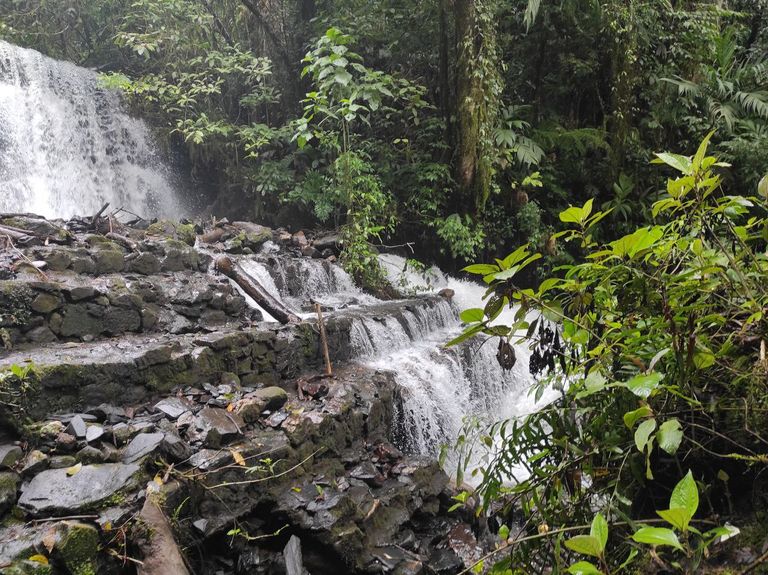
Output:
(450, 135), (765, 570)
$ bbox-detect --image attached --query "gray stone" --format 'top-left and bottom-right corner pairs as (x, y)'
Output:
(128, 252), (161, 274)
(154, 397), (195, 420)
(66, 414), (87, 439)
(284, 535), (305, 575)
(103, 307), (141, 334)
(192, 408), (243, 448)
(30, 292), (61, 313)
(0, 472), (19, 515)
(93, 250), (125, 274)
(0, 445), (22, 469)
(21, 450), (48, 478)
(69, 285), (97, 301)
(122, 432), (164, 464)
(25, 325), (57, 343)
(85, 425), (105, 443)
(49, 455), (77, 469)
(160, 432), (193, 462)
(18, 463), (140, 515)
(188, 449), (231, 471)
(76, 445), (106, 464)
(56, 305), (103, 338)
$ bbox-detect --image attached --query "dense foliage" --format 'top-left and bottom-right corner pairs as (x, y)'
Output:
(4, 0), (767, 279)
(452, 137), (768, 572)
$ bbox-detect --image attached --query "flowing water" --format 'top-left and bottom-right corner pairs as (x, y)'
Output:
(0, 41), (183, 219)
(240, 249), (557, 481)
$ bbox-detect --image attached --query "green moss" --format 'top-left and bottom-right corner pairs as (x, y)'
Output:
(56, 522), (100, 575)
(0, 281), (34, 327)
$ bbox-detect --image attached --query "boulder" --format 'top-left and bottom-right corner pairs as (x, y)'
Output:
(0, 472), (19, 514)
(233, 387), (288, 423)
(190, 408), (243, 448)
(0, 444), (22, 469)
(154, 397), (196, 420)
(18, 463), (140, 516)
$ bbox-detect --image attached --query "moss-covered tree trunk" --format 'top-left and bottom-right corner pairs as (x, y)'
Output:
(454, 0), (501, 214)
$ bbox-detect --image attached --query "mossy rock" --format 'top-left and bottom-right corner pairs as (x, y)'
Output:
(54, 522), (100, 575)
(146, 220), (196, 246)
(0, 282), (34, 327)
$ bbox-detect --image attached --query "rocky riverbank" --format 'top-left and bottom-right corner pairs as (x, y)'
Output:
(0, 214), (489, 575)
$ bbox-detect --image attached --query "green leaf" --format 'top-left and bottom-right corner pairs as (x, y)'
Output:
(623, 406), (653, 429)
(463, 264), (499, 275)
(333, 69), (352, 86)
(632, 527), (684, 550)
(657, 419), (683, 455)
(590, 513), (608, 552)
(670, 471), (699, 518)
(624, 372), (663, 399)
(567, 561), (603, 575)
(498, 524), (510, 540)
(657, 508), (692, 532)
(564, 535), (603, 558)
(653, 152), (692, 175)
(634, 418), (656, 452)
(758, 174), (768, 199)
(460, 308), (485, 323)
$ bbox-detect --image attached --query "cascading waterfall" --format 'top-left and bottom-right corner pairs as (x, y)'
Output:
(241, 249), (558, 481)
(0, 40), (183, 219)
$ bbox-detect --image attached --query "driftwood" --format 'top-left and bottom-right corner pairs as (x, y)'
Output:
(215, 256), (301, 324)
(106, 232), (138, 251)
(0, 224), (32, 242)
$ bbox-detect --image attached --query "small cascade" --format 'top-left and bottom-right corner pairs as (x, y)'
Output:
(234, 248), (555, 480)
(0, 40), (183, 219)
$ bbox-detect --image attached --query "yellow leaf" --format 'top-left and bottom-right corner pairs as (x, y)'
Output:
(230, 450), (246, 467)
(153, 475), (164, 486)
(66, 462), (82, 476)
(226, 403), (235, 413)
(103, 521), (112, 532)
(28, 554), (49, 565)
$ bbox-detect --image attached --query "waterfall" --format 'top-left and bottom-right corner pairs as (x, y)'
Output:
(241, 250), (558, 481)
(0, 40), (182, 219)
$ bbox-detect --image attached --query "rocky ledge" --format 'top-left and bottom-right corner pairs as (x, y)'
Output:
(0, 213), (488, 575)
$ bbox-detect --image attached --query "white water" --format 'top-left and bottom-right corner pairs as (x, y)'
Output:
(0, 41), (183, 219)
(240, 249), (557, 482)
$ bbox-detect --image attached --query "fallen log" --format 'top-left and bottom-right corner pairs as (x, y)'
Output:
(215, 256), (301, 324)
(106, 232), (138, 251)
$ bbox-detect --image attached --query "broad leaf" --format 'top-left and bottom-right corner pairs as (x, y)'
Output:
(463, 264), (498, 275)
(623, 406), (653, 429)
(657, 419), (683, 455)
(634, 419), (656, 453)
(460, 308), (485, 323)
(653, 152), (692, 175)
(567, 561), (603, 575)
(632, 527), (684, 550)
(564, 535), (603, 558)
(657, 507), (692, 532)
(590, 513), (608, 552)
(625, 372), (663, 399)
(670, 471), (699, 518)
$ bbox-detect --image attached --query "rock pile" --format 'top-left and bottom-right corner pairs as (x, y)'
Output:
(0, 213), (488, 575)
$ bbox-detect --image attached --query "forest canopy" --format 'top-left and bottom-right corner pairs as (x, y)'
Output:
(3, 0), (767, 277)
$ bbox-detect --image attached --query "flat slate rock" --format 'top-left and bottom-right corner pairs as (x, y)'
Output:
(18, 463), (140, 516)
(154, 397), (196, 419)
(121, 432), (164, 464)
(0, 445), (22, 469)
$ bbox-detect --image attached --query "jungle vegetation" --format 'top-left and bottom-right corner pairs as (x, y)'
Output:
(3, 1), (768, 572)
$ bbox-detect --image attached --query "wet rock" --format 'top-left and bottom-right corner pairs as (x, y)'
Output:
(76, 445), (106, 465)
(233, 387), (288, 423)
(349, 461), (385, 487)
(30, 292), (61, 313)
(18, 463), (140, 516)
(69, 286), (96, 301)
(313, 233), (340, 252)
(25, 325), (57, 343)
(428, 548), (463, 574)
(154, 397), (195, 420)
(446, 523), (482, 568)
(188, 449), (231, 471)
(284, 535), (306, 575)
(160, 432), (193, 462)
(0, 444), (22, 469)
(85, 425), (105, 443)
(122, 432), (164, 464)
(137, 496), (191, 575)
(0, 472), (19, 514)
(93, 249), (125, 274)
(55, 432), (78, 452)
(49, 455), (77, 469)
(66, 414), (88, 439)
(86, 403), (126, 423)
(129, 252), (162, 275)
(394, 560), (425, 575)
(54, 521), (100, 575)
(191, 408), (243, 448)
(301, 245), (321, 258)
(21, 450), (48, 478)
